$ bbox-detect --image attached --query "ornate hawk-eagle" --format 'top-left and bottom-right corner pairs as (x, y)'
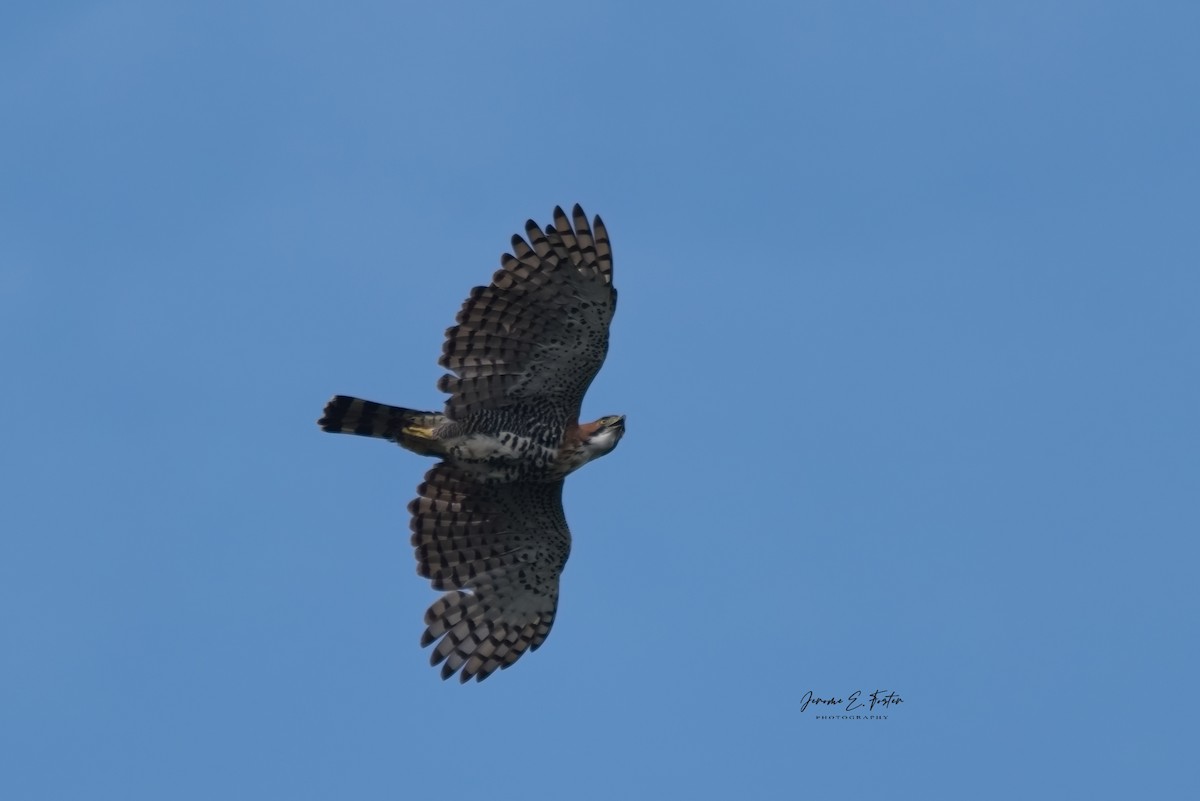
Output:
(318, 205), (623, 683)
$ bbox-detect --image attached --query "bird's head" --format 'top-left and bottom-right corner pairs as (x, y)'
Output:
(582, 414), (626, 459)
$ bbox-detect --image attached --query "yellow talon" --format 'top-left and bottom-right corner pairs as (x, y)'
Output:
(401, 424), (436, 440)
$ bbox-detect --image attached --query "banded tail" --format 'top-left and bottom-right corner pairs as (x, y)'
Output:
(318, 395), (445, 455)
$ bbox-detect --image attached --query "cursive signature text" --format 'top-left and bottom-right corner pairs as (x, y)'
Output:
(801, 689), (904, 712)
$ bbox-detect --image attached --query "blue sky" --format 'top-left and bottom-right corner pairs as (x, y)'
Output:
(2, 1), (1196, 798)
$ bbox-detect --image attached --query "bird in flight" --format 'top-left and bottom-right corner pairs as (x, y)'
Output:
(319, 205), (623, 682)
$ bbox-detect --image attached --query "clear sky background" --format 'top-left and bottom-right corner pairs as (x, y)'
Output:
(2, 2), (1196, 798)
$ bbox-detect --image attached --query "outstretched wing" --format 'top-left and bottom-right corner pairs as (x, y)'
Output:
(438, 204), (616, 422)
(409, 463), (571, 682)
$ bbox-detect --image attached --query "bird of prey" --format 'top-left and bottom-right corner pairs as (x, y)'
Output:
(318, 205), (624, 683)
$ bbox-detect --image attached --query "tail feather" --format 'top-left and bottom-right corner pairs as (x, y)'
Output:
(318, 395), (441, 445)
